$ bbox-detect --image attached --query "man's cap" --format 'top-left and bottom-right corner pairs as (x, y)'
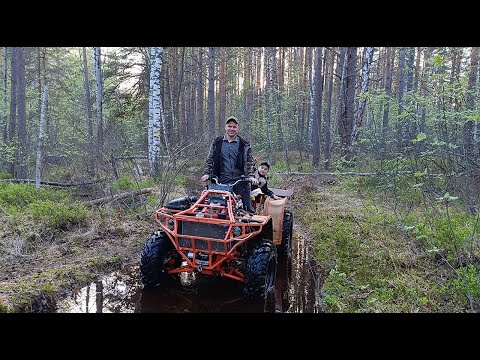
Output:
(259, 161), (270, 169)
(225, 116), (239, 124)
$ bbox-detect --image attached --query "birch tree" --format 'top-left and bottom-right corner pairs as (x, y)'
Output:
(36, 84), (48, 192)
(307, 47), (315, 145)
(148, 47), (164, 177)
(351, 47), (374, 143)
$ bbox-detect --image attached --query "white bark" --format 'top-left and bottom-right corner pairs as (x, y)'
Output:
(94, 47), (103, 147)
(35, 84), (48, 192)
(351, 47), (374, 143)
(148, 47), (163, 177)
(148, 48), (154, 170)
(307, 48), (315, 144)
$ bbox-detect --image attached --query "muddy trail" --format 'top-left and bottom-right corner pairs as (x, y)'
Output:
(57, 223), (321, 313)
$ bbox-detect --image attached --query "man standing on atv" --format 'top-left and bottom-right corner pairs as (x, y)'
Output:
(201, 116), (258, 214)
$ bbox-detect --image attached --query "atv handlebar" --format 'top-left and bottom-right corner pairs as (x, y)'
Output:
(210, 175), (251, 187)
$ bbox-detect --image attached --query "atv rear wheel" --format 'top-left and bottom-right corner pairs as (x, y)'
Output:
(278, 210), (293, 257)
(244, 238), (277, 301)
(140, 231), (181, 288)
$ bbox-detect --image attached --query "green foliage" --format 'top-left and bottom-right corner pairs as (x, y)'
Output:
(298, 184), (453, 312)
(111, 176), (155, 197)
(0, 299), (10, 313)
(412, 132), (426, 144)
(111, 176), (134, 193)
(0, 140), (15, 164)
(0, 170), (12, 180)
(411, 212), (479, 256)
(39, 282), (56, 294)
(0, 183), (69, 209)
(450, 265), (480, 301)
(29, 200), (88, 231)
(174, 173), (187, 186)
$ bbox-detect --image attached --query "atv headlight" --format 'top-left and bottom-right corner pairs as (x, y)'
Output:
(168, 219), (174, 230)
(232, 226), (241, 236)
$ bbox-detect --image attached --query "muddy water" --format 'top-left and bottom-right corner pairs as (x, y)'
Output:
(57, 224), (321, 313)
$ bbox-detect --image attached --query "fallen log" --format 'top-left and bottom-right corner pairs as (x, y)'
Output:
(276, 171), (443, 177)
(0, 178), (104, 187)
(85, 187), (156, 206)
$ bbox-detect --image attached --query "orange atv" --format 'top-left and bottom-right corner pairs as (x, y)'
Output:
(140, 176), (293, 301)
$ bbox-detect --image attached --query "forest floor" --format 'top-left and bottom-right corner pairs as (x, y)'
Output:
(0, 170), (340, 313)
(0, 170), (468, 312)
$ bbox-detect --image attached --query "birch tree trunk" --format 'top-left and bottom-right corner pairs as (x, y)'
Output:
(36, 84), (48, 192)
(148, 47), (163, 178)
(307, 47), (315, 145)
(83, 47), (94, 175)
(94, 47), (103, 148)
(351, 47), (374, 143)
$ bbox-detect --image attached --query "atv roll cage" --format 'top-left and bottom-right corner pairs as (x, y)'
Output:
(153, 176), (271, 281)
(141, 174), (293, 302)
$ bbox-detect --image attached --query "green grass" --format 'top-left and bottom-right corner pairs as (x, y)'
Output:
(298, 183), (471, 312)
(0, 183), (91, 238)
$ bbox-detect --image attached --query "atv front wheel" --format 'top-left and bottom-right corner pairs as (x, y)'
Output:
(278, 210), (293, 257)
(244, 238), (277, 301)
(140, 231), (181, 288)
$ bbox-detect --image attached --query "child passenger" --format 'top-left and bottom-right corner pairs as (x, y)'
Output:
(251, 162), (281, 201)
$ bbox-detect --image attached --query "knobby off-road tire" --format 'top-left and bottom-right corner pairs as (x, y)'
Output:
(278, 210), (293, 258)
(244, 238), (277, 302)
(140, 231), (180, 288)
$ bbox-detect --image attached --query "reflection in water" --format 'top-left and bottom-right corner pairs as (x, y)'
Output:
(137, 275), (265, 313)
(56, 267), (142, 313)
(57, 222), (321, 313)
